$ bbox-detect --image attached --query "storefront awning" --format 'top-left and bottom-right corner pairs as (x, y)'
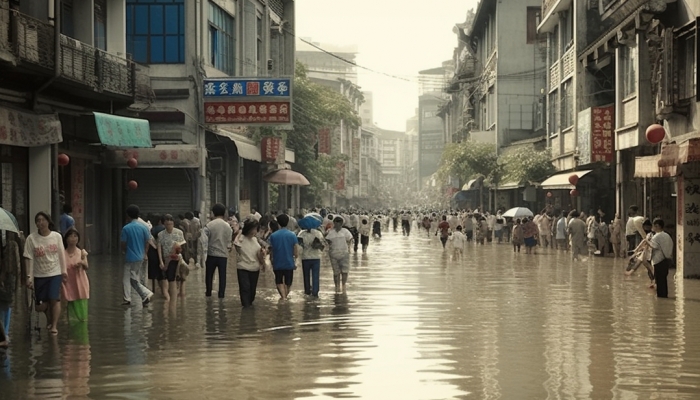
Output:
(94, 112), (152, 148)
(498, 181), (524, 190)
(634, 154), (677, 178)
(0, 107), (62, 146)
(216, 129), (295, 163)
(634, 139), (700, 178)
(540, 170), (592, 190)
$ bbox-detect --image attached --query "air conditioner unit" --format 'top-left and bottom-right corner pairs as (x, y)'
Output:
(208, 157), (223, 172)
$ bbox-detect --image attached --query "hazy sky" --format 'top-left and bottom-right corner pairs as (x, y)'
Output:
(295, 0), (479, 132)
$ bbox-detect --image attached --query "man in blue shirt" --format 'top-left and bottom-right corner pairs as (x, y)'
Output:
(59, 204), (75, 235)
(120, 204), (154, 306)
(268, 214), (298, 300)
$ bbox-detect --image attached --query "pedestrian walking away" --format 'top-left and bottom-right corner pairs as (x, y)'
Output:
(268, 214), (299, 300)
(234, 219), (265, 307)
(120, 205), (154, 307)
(203, 203), (233, 298)
(298, 223), (326, 297)
(647, 218), (674, 298)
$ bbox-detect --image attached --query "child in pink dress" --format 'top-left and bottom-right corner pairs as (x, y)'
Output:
(62, 228), (90, 322)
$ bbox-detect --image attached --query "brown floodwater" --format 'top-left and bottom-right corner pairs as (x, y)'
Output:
(2, 228), (700, 399)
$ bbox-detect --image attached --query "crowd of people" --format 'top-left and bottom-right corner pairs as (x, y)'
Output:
(0, 201), (675, 350)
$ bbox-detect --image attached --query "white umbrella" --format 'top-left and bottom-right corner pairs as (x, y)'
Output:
(502, 207), (534, 219)
(0, 207), (19, 233)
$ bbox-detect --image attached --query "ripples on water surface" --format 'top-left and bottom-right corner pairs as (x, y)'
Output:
(2, 229), (700, 399)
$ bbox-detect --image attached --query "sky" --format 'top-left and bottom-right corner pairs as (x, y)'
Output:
(295, 0), (479, 132)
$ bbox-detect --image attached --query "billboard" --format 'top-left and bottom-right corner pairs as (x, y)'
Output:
(203, 78), (292, 127)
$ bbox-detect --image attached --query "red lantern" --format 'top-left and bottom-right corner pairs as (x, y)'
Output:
(568, 174), (579, 186)
(570, 189), (579, 197)
(546, 191), (553, 198)
(127, 180), (138, 190)
(57, 153), (70, 166)
(646, 124), (666, 144)
(127, 157), (138, 169)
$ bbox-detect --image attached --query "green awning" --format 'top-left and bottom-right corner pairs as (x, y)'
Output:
(94, 112), (152, 148)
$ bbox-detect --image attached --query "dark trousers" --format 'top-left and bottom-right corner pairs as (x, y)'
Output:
(236, 269), (260, 306)
(392, 218), (398, 231)
(655, 259), (670, 298)
(350, 227), (359, 252)
(627, 234), (640, 253)
(205, 256), (228, 298)
(301, 259), (321, 296)
(440, 236), (448, 248)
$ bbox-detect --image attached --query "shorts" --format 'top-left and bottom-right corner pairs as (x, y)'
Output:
(159, 260), (178, 282)
(524, 237), (537, 248)
(360, 235), (369, 245)
(34, 275), (62, 302)
(330, 254), (350, 274)
(274, 270), (294, 285)
(147, 247), (160, 280)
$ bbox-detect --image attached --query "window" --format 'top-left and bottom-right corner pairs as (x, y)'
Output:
(126, 0), (185, 64)
(677, 27), (697, 101)
(209, 2), (235, 75)
(561, 79), (573, 128)
(94, 0), (107, 50)
(562, 8), (573, 50)
(620, 44), (637, 98)
(256, 13), (263, 74)
(526, 7), (540, 44)
(549, 26), (559, 62)
(548, 90), (559, 135)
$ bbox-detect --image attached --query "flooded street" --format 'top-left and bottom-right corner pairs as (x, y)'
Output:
(3, 227), (700, 399)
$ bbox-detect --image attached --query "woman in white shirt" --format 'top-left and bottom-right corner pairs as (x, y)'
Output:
(24, 212), (67, 336)
(235, 219), (265, 307)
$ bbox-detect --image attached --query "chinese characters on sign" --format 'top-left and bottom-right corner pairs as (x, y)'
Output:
(204, 79), (291, 97)
(318, 128), (331, 155)
(203, 78), (292, 127)
(591, 106), (614, 163)
(204, 101), (291, 124)
(261, 136), (281, 163)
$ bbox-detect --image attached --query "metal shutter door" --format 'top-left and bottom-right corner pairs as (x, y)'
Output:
(126, 169), (193, 217)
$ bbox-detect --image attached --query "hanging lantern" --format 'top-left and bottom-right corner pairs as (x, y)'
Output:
(570, 188), (579, 197)
(57, 153), (70, 166)
(646, 124), (666, 144)
(568, 174), (579, 186)
(127, 157), (138, 169)
(127, 180), (138, 190)
(546, 191), (553, 198)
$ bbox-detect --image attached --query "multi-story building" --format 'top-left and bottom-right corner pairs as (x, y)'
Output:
(0, 0), (296, 252)
(418, 64), (450, 186)
(0, 0), (152, 252)
(296, 38), (362, 206)
(539, 0), (699, 276)
(466, 0), (547, 149)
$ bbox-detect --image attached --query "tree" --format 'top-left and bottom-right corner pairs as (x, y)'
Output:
(255, 62), (361, 206)
(499, 147), (555, 184)
(436, 140), (498, 185)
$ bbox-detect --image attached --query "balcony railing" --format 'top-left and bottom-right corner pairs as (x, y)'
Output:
(4, 8), (148, 100)
(542, 0), (556, 19)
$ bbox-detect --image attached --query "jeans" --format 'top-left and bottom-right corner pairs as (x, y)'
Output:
(0, 304), (10, 341)
(237, 269), (260, 307)
(302, 259), (321, 296)
(123, 261), (153, 302)
(205, 256), (228, 298)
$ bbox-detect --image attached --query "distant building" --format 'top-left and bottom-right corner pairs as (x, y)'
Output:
(418, 64), (451, 186)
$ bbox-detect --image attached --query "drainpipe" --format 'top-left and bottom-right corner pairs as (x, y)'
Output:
(33, 0), (61, 108)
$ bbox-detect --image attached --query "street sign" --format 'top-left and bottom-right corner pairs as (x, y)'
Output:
(203, 77), (293, 127)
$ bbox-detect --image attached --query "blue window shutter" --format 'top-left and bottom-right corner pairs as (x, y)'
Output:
(151, 36), (164, 63)
(150, 5), (163, 35)
(134, 5), (149, 35)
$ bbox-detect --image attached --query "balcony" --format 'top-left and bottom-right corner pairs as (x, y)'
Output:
(2, 8), (149, 101)
(539, 0), (573, 33)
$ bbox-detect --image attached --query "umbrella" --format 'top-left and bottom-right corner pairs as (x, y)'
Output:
(502, 207), (534, 219)
(263, 169), (310, 186)
(304, 212), (324, 224)
(0, 207), (19, 233)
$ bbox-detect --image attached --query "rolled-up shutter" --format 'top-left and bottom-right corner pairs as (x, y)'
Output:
(126, 169), (193, 217)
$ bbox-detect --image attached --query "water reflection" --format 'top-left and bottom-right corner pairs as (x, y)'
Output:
(2, 231), (700, 398)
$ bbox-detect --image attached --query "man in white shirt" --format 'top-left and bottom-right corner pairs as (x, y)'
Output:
(486, 212), (496, 243)
(625, 205), (640, 255)
(203, 203), (233, 298)
(647, 218), (674, 298)
(325, 217), (353, 294)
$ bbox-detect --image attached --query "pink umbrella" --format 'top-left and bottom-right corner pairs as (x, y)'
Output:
(263, 169), (310, 186)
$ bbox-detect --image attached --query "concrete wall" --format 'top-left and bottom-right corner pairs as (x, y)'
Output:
(28, 146), (52, 234)
(106, 0), (125, 55)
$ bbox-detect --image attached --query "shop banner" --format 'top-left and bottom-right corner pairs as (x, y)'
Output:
(0, 107), (62, 147)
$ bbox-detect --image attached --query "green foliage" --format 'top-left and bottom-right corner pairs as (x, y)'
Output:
(500, 147), (555, 184)
(269, 62), (361, 205)
(436, 141), (555, 188)
(436, 140), (498, 184)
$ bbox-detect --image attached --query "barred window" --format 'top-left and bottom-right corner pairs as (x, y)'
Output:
(561, 79), (573, 129)
(677, 28), (697, 101)
(126, 0), (185, 64)
(209, 2), (235, 75)
(620, 45), (637, 98)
